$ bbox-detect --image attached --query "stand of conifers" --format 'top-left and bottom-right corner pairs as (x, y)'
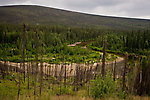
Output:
(0, 24), (150, 100)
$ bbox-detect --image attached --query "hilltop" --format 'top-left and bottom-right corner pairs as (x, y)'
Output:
(0, 5), (150, 30)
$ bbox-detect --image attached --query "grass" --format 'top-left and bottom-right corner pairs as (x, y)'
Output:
(0, 74), (150, 100)
(19, 95), (150, 100)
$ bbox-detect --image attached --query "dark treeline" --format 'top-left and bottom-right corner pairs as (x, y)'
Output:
(90, 30), (150, 55)
(1, 24), (150, 57)
(0, 24), (107, 63)
(0, 24), (150, 63)
(0, 24), (102, 44)
(0, 24), (102, 54)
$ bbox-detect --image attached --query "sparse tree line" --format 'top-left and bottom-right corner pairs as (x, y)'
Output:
(0, 24), (150, 99)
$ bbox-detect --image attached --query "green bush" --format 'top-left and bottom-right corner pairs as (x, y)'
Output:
(117, 90), (127, 99)
(90, 72), (117, 99)
(54, 85), (74, 95)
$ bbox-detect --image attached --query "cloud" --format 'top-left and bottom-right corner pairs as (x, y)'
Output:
(63, 0), (123, 8)
(86, 0), (150, 19)
(121, 0), (150, 17)
(0, 0), (149, 19)
(0, 0), (27, 5)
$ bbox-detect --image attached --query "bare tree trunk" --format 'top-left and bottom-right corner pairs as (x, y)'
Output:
(64, 62), (67, 87)
(59, 64), (63, 81)
(26, 55), (29, 90)
(132, 61), (140, 94)
(31, 62), (33, 75)
(87, 62), (90, 97)
(88, 71), (90, 97)
(139, 53), (150, 95)
(47, 65), (49, 75)
(102, 36), (106, 77)
(80, 67), (84, 86)
(54, 64), (58, 79)
(45, 64), (46, 75)
(59, 64), (63, 95)
(3, 32), (8, 77)
(83, 66), (86, 83)
(22, 24), (26, 82)
(123, 53), (128, 91)
(2, 42), (7, 79)
(146, 53), (150, 94)
(113, 60), (116, 81)
(94, 62), (99, 79)
(2, 60), (6, 79)
(27, 55), (30, 98)
(73, 65), (77, 91)
(40, 43), (44, 96)
(28, 61), (31, 98)
(17, 63), (21, 100)
(34, 30), (39, 100)
(48, 65), (51, 89)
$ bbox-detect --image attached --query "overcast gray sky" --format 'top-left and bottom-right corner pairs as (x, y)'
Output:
(0, 0), (150, 19)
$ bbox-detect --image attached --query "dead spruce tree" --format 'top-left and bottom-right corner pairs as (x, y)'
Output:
(34, 29), (39, 100)
(48, 65), (51, 89)
(17, 63), (21, 100)
(145, 53), (150, 94)
(17, 24), (26, 100)
(40, 42), (44, 96)
(123, 52), (128, 92)
(1, 32), (7, 79)
(54, 64), (58, 80)
(22, 24), (26, 82)
(64, 59), (67, 87)
(102, 36), (106, 77)
(138, 53), (150, 95)
(59, 64), (64, 95)
(27, 55), (30, 92)
(113, 60), (117, 81)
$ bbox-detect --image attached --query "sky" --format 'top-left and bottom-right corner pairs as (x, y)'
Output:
(0, 0), (150, 19)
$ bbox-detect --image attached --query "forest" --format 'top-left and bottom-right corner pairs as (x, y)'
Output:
(0, 23), (150, 100)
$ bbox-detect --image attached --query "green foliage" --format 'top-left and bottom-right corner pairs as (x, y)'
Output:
(117, 90), (128, 99)
(0, 75), (21, 100)
(90, 72), (117, 99)
(140, 56), (148, 69)
(54, 85), (74, 95)
(148, 91), (150, 97)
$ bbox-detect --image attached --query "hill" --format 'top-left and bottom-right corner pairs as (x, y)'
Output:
(0, 5), (150, 30)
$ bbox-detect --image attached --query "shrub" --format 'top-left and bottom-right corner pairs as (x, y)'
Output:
(54, 85), (74, 95)
(90, 72), (117, 99)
